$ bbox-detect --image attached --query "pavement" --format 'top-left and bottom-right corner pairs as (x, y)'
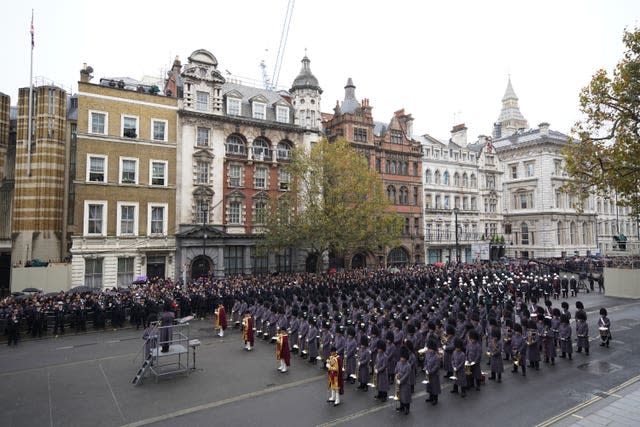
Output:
(1, 290), (639, 427)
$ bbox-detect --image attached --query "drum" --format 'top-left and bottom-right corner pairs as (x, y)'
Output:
(599, 326), (609, 337)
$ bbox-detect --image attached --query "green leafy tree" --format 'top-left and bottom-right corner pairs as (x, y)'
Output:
(260, 138), (402, 272)
(562, 27), (640, 215)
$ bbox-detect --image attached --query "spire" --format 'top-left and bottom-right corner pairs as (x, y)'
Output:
(495, 76), (528, 137)
(340, 78), (359, 114)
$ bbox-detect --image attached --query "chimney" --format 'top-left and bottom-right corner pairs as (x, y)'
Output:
(79, 63), (93, 83)
(492, 122), (502, 139)
(539, 122), (550, 136)
(450, 123), (467, 146)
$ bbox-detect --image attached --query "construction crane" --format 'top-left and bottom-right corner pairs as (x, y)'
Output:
(261, 0), (295, 90)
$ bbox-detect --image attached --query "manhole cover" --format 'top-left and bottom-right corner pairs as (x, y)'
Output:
(576, 361), (621, 374)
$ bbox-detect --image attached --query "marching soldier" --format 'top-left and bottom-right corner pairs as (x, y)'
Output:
(465, 330), (482, 391)
(424, 339), (441, 405)
(488, 329), (503, 382)
(450, 338), (466, 397)
(526, 320), (540, 370)
(511, 323), (527, 376)
(542, 316), (556, 365)
(242, 310), (254, 351)
(558, 314), (572, 360)
(598, 308), (611, 347)
(395, 346), (412, 414)
(276, 326), (290, 373)
(215, 302), (227, 337)
(326, 347), (344, 406)
(356, 336), (371, 391)
(575, 310), (589, 355)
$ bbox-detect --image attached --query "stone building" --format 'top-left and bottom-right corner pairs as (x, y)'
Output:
(323, 79), (423, 268)
(171, 50), (322, 279)
(0, 92), (14, 293)
(68, 66), (178, 287)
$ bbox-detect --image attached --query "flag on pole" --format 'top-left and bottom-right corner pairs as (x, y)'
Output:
(30, 11), (34, 49)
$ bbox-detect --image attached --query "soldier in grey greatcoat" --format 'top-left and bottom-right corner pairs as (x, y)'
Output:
(345, 327), (358, 382)
(424, 339), (441, 405)
(450, 338), (467, 397)
(395, 346), (413, 415)
(488, 329), (504, 382)
(374, 340), (389, 402)
(575, 310), (590, 355)
(356, 336), (371, 391)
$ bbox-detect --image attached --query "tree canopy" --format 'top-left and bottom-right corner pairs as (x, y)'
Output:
(260, 138), (402, 272)
(562, 27), (640, 215)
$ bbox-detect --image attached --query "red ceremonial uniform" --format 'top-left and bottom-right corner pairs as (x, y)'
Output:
(216, 306), (227, 330)
(328, 353), (344, 394)
(243, 315), (254, 346)
(277, 332), (291, 366)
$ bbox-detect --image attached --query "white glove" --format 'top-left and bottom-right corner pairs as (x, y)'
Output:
(374, 368), (378, 374)
(396, 379), (400, 385)
(325, 362), (330, 369)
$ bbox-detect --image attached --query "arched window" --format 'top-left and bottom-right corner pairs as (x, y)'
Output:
(387, 185), (396, 203)
(470, 174), (477, 188)
(453, 172), (460, 186)
(399, 186), (409, 204)
(388, 247), (409, 265)
(402, 161), (408, 176)
(252, 137), (271, 160)
(521, 222), (529, 245)
(582, 222), (588, 244)
(462, 173), (468, 187)
(425, 169), (432, 184)
(276, 140), (292, 160)
(557, 221), (563, 244)
(434, 170), (441, 184)
(226, 134), (246, 156)
(443, 171), (450, 185)
(390, 161), (397, 174)
(570, 221), (577, 245)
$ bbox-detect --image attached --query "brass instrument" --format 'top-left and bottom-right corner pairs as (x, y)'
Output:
(513, 353), (520, 367)
(317, 335), (323, 361)
(393, 373), (401, 400)
(450, 368), (458, 381)
(464, 361), (474, 376)
(417, 346), (427, 362)
(301, 335), (309, 356)
(527, 331), (536, 345)
(355, 356), (360, 382)
(368, 366), (377, 388)
(421, 369), (429, 385)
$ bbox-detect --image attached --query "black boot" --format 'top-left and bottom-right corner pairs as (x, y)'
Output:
(461, 387), (466, 397)
(568, 353), (572, 360)
(425, 394), (433, 402)
(432, 394), (438, 405)
(497, 373), (502, 383)
(522, 365), (526, 376)
(451, 384), (459, 393)
(404, 403), (410, 414)
(585, 348), (589, 355)
(489, 373), (496, 380)
(475, 379), (481, 391)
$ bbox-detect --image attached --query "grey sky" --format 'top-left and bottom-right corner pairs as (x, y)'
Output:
(3, 0), (639, 139)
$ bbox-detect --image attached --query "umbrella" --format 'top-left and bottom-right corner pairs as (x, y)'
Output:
(70, 285), (94, 294)
(434, 261), (445, 268)
(44, 291), (62, 297)
(11, 292), (25, 297)
(22, 287), (40, 293)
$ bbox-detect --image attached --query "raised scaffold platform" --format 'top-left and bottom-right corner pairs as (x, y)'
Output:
(132, 319), (193, 385)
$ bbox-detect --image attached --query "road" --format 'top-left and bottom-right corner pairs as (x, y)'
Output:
(1, 291), (639, 427)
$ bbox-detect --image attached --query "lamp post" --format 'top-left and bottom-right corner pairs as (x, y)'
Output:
(453, 207), (460, 263)
(201, 200), (208, 274)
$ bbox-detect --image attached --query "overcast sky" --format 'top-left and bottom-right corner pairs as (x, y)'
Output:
(3, 0), (639, 139)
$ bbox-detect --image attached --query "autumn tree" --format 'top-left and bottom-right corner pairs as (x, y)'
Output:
(562, 27), (640, 215)
(260, 138), (402, 272)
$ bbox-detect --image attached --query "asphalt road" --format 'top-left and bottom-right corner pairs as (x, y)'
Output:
(1, 291), (639, 427)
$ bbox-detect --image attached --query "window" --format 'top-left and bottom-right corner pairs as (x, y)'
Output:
(454, 196), (460, 209)
(254, 166), (268, 189)
(117, 258), (134, 288)
(251, 247), (269, 274)
(462, 173), (468, 187)
(85, 258), (103, 289)
(486, 174), (495, 189)
(399, 186), (409, 204)
(403, 217), (410, 235)
(515, 192), (534, 209)
(388, 247), (409, 265)
(252, 138), (271, 160)
(453, 173), (460, 186)
(84, 201), (107, 236)
(443, 171), (450, 185)
(391, 130), (402, 144)
(375, 158), (381, 172)
(470, 197), (477, 210)
(196, 199), (209, 224)
(252, 102), (266, 120)
(435, 195), (441, 209)
(224, 246), (244, 275)
(463, 197), (469, 210)
(413, 162), (418, 176)
(470, 174), (477, 188)
(196, 127), (210, 147)
(254, 200), (267, 224)
(510, 164), (518, 179)
(122, 115), (138, 138)
(148, 204), (167, 235)
(117, 203), (137, 236)
(521, 223), (530, 245)
(444, 195), (450, 209)
(557, 221), (563, 244)
(425, 169), (432, 184)
(556, 190), (563, 208)
(277, 141), (292, 160)
(413, 187), (419, 204)
(119, 158), (138, 184)
(196, 91), (209, 111)
(424, 193), (432, 209)
(554, 159), (563, 175)
(196, 161), (209, 184)
(276, 106), (290, 123)
(89, 111), (107, 135)
(434, 170), (441, 184)
(151, 119), (167, 142)
(227, 97), (241, 116)
(401, 161), (408, 175)
(387, 186), (396, 203)
(390, 161), (397, 174)
(354, 128), (367, 142)
(486, 155), (494, 166)
(279, 169), (291, 190)
(225, 134), (246, 156)
(570, 222), (577, 244)
(414, 218), (420, 236)
(228, 201), (242, 224)
(87, 155), (107, 182)
(525, 161), (535, 177)
(229, 164), (242, 187)
(150, 161), (167, 186)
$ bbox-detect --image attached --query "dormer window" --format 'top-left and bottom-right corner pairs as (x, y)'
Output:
(252, 102), (266, 120)
(196, 91), (209, 111)
(227, 97), (241, 116)
(276, 106), (289, 123)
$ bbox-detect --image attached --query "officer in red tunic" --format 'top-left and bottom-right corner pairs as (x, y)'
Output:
(277, 326), (291, 373)
(242, 310), (254, 351)
(216, 303), (227, 337)
(326, 346), (344, 406)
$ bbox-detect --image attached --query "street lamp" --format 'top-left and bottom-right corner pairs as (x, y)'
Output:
(453, 207), (460, 263)
(201, 200), (209, 270)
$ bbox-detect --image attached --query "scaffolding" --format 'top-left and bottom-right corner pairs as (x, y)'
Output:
(132, 321), (195, 385)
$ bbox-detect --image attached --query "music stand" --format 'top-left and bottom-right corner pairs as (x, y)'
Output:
(189, 339), (201, 370)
